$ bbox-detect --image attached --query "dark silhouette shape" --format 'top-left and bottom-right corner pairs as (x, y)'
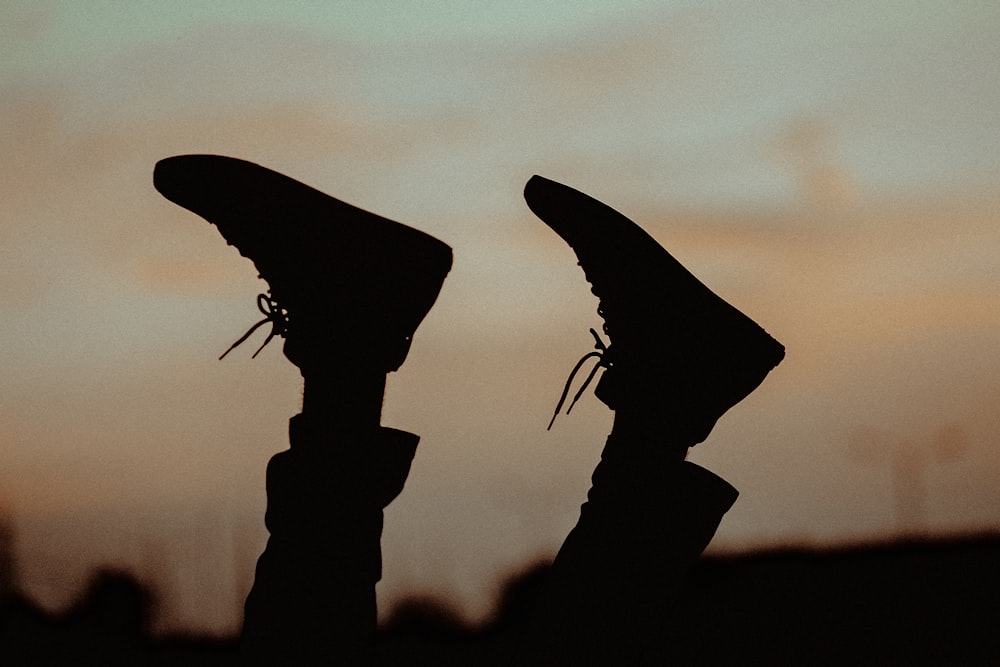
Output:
(20, 156), (1000, 661)
(153, 155), (453, 372)
(4, 536), (997, 663)
(375, 534), (1000, 664)
(153, 158), (783, 664)
(674, 534), (1000, 664)
(525, 175), (784, 442)
(0, 568), (240, 665)
(0, 510), (16, 607)
(515, 176), (783, 664)
(0, 569), (153, 664)
(154, 155), (453, 663)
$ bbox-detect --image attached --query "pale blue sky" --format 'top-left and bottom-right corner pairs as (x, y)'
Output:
(2, 0), (999, 633)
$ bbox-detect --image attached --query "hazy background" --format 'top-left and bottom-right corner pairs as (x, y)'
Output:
(2, 1), (998, 635)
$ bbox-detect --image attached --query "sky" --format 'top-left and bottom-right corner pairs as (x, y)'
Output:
(2, 0), (999, 634)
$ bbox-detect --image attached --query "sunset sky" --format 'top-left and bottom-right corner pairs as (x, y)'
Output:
(2, 1), (999, 634)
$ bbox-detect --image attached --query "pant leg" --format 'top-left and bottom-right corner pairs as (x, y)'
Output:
(241, 414), (419, 664)
(516, 438), (738, 665)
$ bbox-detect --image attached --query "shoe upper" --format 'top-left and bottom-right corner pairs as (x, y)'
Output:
(524, 175), (784, 440)
(154, 155), (453, 372)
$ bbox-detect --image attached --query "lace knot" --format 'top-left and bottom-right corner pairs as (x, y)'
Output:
(219, 293), (289, 360)
(547, 328), (610, 430)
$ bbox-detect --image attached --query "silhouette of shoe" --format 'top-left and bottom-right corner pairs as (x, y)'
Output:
(153, 155), (452, 373)
(525, 175), (784, 442)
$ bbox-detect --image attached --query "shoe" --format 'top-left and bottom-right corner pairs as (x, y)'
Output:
(153, 155), (453, 373)
(524, 175), (784, 442)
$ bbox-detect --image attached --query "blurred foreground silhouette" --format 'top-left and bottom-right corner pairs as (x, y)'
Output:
(2, 533), (998, 664)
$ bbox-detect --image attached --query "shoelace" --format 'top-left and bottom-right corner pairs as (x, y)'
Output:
(547, 328), (611, 430)
(218, 293), (289, 360)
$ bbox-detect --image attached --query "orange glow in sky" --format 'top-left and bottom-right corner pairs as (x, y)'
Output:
(2, 2), (999, 634)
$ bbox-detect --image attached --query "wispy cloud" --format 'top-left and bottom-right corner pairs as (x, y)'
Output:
(3, 2), (999, 632)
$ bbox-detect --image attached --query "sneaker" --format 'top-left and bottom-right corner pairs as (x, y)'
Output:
(154, 154), (453, 373)
(524, 175), (784, 442)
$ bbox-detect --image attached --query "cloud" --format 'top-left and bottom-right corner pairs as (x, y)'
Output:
(0, 89), (428, 305)
(0, 3), (55, 63)
(4, 3), (1000, 633)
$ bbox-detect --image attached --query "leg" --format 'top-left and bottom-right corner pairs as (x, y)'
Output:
(520, 176), (783, 663)
(241, 372), (419, 664)
(153, 155), (452, 663)
(516, 415), (737, 664)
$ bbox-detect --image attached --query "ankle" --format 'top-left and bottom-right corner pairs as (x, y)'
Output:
(609, 410), (692, 463)
(301, 370), (386, 431)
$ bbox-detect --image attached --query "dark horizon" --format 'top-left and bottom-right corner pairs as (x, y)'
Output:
(3, 0), (1000, 640)
(5, 530), (999, 663)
